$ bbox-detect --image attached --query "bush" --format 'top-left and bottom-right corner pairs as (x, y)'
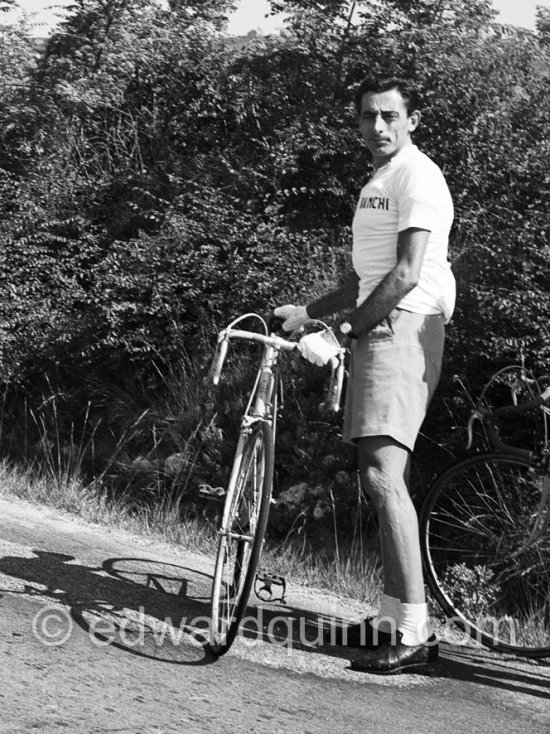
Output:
(0, 0), (549, 542)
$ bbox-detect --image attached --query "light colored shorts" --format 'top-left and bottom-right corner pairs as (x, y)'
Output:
(342, 308), (445, 451)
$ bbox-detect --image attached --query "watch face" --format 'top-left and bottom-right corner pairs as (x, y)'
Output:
(340, 321), (352, 334)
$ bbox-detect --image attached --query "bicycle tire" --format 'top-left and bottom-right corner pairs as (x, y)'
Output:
(420, 452), (550, 657)
(209, 419), (274, 656)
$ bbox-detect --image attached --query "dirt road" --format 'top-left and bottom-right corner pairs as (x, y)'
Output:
(0, 495), (549, 733)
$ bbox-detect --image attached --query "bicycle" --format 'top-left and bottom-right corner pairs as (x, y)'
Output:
(420, 361), (550, 657)
(203, 313), (345, 656)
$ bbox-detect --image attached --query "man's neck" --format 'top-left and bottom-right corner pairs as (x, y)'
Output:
(373, 140), (414, 169)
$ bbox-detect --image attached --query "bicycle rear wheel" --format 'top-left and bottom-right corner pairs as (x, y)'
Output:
(420, 452), (550, 657)
(209, 419), (274, 656)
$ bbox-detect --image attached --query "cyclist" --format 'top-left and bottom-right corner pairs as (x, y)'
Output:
(275, 75), (455, 674)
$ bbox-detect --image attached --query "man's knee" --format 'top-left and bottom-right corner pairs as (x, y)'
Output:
(359, 463), (404, 507)
(357, 435), (411, 506)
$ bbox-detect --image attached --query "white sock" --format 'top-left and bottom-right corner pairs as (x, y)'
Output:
(398, 602), (430, 646)
(370, 593), (400, 635)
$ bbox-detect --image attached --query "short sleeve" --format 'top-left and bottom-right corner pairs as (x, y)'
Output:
(394, 159), (442, 233)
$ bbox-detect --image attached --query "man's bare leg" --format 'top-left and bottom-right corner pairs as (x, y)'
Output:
(358, 435), (425, 605)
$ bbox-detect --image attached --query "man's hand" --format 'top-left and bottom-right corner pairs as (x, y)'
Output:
(298, 331), (340, 366)
(273, 304), (310, 332)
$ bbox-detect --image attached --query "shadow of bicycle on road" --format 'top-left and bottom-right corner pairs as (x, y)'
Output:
(0, 549), (215, 665)
(1, 548), (549, 698)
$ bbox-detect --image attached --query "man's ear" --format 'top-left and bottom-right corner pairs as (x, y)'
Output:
(408, 109), (421, 133)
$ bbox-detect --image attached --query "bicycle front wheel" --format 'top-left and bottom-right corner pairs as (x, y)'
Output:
(421, 452), (550, 657)
(209, 419), (274, 656)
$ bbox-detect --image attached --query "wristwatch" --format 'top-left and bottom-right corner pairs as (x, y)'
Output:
(340, 321), (357, 339)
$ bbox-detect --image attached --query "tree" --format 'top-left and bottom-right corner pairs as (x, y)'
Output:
(538, 5), (550, 45)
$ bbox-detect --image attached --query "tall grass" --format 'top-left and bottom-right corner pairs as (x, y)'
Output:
(0, 356), (382, 604)
(0, 374), (380, 603)
(0, 451), (382, 603)
(257, 468), (382, 603)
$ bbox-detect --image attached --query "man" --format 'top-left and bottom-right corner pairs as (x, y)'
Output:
(275, 76), (455, 674)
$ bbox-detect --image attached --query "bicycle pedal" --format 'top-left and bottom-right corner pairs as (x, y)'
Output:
(198, 483), (226, 500)
(254, 569), (287, 604)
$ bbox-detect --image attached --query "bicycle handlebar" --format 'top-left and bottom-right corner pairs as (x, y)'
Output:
(209, 328), (299, 386)
(209, 323), (346, 412)
(467, 386), (550, 451)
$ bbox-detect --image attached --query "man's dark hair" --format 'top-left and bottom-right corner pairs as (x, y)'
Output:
(354, 77), (421, 115)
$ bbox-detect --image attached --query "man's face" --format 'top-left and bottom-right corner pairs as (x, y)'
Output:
(358, 87), (420, 167)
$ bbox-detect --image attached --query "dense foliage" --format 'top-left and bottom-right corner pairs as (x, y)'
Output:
(1, 0), (549, 539)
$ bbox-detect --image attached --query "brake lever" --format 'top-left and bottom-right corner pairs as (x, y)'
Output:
(466, 409), (484, 450)
(319, 350), (345, 414)
(208, 330), (229, 385)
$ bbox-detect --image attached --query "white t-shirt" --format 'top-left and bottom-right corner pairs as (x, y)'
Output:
(352, 143), (455, 323)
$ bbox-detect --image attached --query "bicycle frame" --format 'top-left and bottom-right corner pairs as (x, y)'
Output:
(217, 338), (285, 545)
(238, 332), (291, 423)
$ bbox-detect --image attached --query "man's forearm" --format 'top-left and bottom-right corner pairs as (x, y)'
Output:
(347, 268), (416, 336)
(347, 228), (429, 336)
(306, 271), (359, 319)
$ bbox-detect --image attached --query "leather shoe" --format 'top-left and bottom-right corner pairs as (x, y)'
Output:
(350, 632), (438, 674)
(323, 617), (394, 648)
